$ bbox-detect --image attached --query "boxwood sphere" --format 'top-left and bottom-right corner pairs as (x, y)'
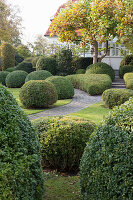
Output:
(80, 97), (133, 200)
(0, 71), (9, 85)
(6, 70), (28, 88)
(86, 62), (115, 81)
(15, 61), (34, 73)
(46, 76), (74, 99)
(0, 84), (44, 199)
(32, 116), (95, 172)
(25, 70), (52, 82)
(19, 80), (58, 108)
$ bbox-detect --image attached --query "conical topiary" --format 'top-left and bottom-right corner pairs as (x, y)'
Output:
(0, 84), (44, 200)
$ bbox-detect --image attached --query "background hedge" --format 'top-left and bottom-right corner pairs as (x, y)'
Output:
(46, 76), (74, 99)
(32, 116), (95, 172)
(119, 65), (133, 78)
(0, 84), (44, 200)
(72, 57), (93, 73)
(80, 97), (133, 200)
(86, 62), (115, 81)
(120, 54), (133, 67)
(19, 80), (58, 108)
(6, 70), (28, 88)
(102, 88), (133, 108)
(15, 61), (34, 73)
(25, 70), (52, 82)
(66, 74), (112, 95)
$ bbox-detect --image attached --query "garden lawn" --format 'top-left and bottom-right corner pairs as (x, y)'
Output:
(8, 88), (72, 115)
(69, 102), (111, 124)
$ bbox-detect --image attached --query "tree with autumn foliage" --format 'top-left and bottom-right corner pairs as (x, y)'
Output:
(50, 0), (133, 63)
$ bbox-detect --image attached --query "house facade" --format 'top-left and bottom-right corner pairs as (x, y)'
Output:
(44, 0), (129, 70)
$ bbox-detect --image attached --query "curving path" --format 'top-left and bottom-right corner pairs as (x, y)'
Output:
(28, 89), (102, 120)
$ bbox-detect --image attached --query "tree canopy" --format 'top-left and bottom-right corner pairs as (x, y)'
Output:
(50, 0), (133, 63)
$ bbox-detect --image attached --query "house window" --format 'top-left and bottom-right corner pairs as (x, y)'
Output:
(112, 43), (119, 56)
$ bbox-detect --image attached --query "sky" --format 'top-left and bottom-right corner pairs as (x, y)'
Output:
(7, 0), (68, 44)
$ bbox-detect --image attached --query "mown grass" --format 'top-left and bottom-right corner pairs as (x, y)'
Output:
(8, 88), (72, 115)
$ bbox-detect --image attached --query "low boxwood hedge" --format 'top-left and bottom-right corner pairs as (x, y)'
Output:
(25, 70), (52, 82)
(16, 61), (34, 73)
(0, 84), (44, 199)
(80, 97), (133, 200)
(66, 74), (112, 95)
(19, 80), (58, 108)
(32, 116), (95, 172)
(86, 62), (115, 81)
(119, 65), (133, 78)
(0, 71), (9, 85)
(6, 70), (28, 88)
(124, 73), (133, 90)
(46, 76), (74, 99)
(102, 88), (133, 108)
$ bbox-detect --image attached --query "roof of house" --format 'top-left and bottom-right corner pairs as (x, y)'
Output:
(44, 0), (77, 36)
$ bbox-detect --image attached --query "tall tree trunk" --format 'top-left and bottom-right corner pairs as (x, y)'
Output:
(98, 41), (108, 62)
(93, 40), (98, 64)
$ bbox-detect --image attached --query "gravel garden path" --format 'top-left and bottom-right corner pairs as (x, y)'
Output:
(28, 76), (126, 120)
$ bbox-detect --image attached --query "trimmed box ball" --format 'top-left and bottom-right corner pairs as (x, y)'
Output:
(19, 80), (58, 108)
(25, 70), (52, 82)
(46, 76), (74, 99)
(6, 70), (28, 88)
(0, 71), (9, 85)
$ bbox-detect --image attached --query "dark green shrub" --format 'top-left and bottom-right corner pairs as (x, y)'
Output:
(5, 67), (16, 72)
(76, 69), (86, 74)
(6, 70), (28, 88)
(19, 80), (58, 108)
(1, 43), (15, 70)
(25, 70), (52, 82)
(86, 62), (115, 81)
(66, 74), (112, 95)
(119, 65), (133, 78)
(0, 84), (44, 200)
(72, 57), (93, 73)
(120, 54), (133, 66)
(32, 116), (95, 172)
(15, 53), (24, 65)
(80, 97), (133, 200)
(46, 76), (74, 99)
(124, 73), (133, 89)
(56, 49), (73, 75)
(36, 56), (57, 75)
(102, 88), (133, 108)
(0, 71), (9, 85)
(15, 61), (34, 73)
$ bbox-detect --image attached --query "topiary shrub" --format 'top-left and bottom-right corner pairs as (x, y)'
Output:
(15, 61), (34, 73)
(6, 70), (28, 88)
(1, 42), (15, 70)
(124, 73), (133, 90)
(46, 76), (74, 99)
(25, 70), (52, 82)
(19, 80), (58, 108)
(120, 54), (133, 67)
(0, 84), (44, 200)
(102, 88), (133, 108)
(119, 65), (133, 78)
(76, 69), (86, 74)
(32, 116), (95, 172)
(0, 71), (9, 85)
(5, 67), (16, 72)
(86, 62), (115, 81)
(15, 53), (24, 65)
(80, 97), (133, 200)
(66, 74), (112, 95)
(36, 56), (57, 75)
(72, 57), (93, 73)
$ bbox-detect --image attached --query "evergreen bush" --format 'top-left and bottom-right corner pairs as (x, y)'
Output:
(0, 71), (9, 85)
(32, 116), (95, 172)
(15, 61), (34, 73)
(119, 65), (133, 78)
(80, 97), (133, 200)
(0, 84), (44, 200)
(25, 70), (52, 82)
(19, 80), (58, 108)
(76, 69), (86, 74)
(5, 67), (16, 72)
(72, 57), (93, 73)
(124, 73), (133, 89)
(6, 70), (28, 88)
(46, 76), (74, 99)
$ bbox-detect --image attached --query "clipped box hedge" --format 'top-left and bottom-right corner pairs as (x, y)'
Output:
(25, 70), (52, 82)
(0, 71), (9, 85)
(80, 97), (133, 200)
(119, 65), (133, 78)
(124, 73), (133, 90)
(102, 88), (133, 108)
(32, 116), (95, 172)
(66, 74), (112, 95)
